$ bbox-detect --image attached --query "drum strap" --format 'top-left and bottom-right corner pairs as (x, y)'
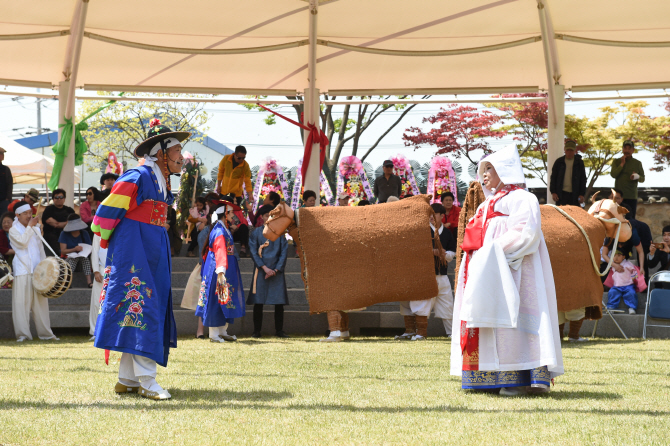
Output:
(16, 227), (57, 273)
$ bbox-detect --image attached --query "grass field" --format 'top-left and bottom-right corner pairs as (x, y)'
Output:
(1, 336), (669, 445)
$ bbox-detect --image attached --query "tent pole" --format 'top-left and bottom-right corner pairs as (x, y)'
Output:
(537, 0), (564, 205)
(61, 0), (89, 208)
(303, 0), (320, 193)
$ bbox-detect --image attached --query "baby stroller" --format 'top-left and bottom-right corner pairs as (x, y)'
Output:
(643, 271), (670, 339)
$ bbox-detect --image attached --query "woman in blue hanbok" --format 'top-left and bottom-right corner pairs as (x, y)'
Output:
(196, 200), (246, 342)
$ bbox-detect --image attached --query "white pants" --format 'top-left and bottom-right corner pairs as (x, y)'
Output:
(89, 279), (103, 336)
(558, 308), (586, 325)
(209, 324), (228, 339)
(399, 298), (435, 317)
(432, 275), (454, 333)
(12, 274), (56, 340)
(118, 352), (157, 383)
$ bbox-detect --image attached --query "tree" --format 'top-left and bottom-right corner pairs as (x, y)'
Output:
(486, 94), (549, 184)
(402, 104), (505, 166)
(77, 93), (210, 172)
(243, 95), (424, 185)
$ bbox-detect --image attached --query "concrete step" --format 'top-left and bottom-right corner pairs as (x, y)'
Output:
(67, 270), (307, 289)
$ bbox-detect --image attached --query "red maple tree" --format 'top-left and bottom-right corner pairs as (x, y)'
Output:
(403, 104), (506, 166)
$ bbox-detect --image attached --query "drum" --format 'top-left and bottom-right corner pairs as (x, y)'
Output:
(32, 257), (73, 299)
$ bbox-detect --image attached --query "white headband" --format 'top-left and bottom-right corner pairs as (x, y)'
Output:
(15, 204), (31, 215)
(149, 137), (182, 157)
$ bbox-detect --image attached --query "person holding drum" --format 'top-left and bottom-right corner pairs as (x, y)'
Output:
(91, 118), (186, 401)
(59, 214), (93, 288)
(8, 201), (58, 342)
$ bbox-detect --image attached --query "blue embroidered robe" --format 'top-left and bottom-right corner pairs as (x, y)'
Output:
(246, 227), (289, 305)
(195, 221), (246, 326)
(92, 166), (177, 367)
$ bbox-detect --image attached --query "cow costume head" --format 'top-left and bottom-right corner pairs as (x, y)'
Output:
(587, 190), (632, 242)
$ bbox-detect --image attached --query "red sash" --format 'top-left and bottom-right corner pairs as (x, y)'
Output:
(125, 200), (168, 227)
(459, 184), (521, 370)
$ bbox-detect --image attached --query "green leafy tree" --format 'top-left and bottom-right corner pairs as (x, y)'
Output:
(77, 92), (210, 172)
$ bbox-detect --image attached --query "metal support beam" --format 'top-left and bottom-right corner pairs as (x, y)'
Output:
(303, 0), (321, 194)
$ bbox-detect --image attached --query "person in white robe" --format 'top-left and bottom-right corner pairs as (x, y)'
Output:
(450, 146), (563, 396)
(8, 202), (58, 342)
(89, 234), (108, 340)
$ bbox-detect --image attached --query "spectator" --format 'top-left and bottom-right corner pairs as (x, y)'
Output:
(302, 190), (317, 207)
(249, 191), (281, 227)
(337, 192), (351, 207)
(358, 200), (370, 206)
(0, 145), (13, 214)
(602, 205), (644, 278)
(550, 139), (587, 206)
(187, 197), (209, 257)
(610, 140), (645, 219)
(440, 192), (461, 240)
(216, 145), (254, 207)
(648, 226), (670, 281)
(165, 206), (182, 257)
(59, 214), (93, 288)
(605, 250), (639, 314)
(373, 160), (402, 203)
(79, 187), (101, 229)
(41, 188), (75, 256)
(7, 188), (40, 216)
(0, 211), (15, 266)
(625, 209), (652, 278)
(609, 188), (624, 205)
(99, 173), (119, 201)
(248, 204), (290, 338)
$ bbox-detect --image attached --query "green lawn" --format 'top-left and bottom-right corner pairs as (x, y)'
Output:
(1, 336), (669, 445)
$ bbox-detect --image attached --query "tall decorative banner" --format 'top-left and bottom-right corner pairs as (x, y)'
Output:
(252, 157), (290, 211)
(337, 155), (373, 206)
(391, 154), (420, 198)
(105, 151), (124, 175)
(290, 158), (334, 209)
(427, 156), (459, 205)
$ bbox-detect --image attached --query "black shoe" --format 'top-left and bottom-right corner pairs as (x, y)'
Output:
(251, 332), (262, 338)
(196, 334), (205, 339)
(276, 331), (290, 338)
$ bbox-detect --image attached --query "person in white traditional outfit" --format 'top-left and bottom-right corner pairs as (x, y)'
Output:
(396, 203), (456, 341)
(89, 234), (107, 340)
(8, 201), (59, 342)
(451, 146), (563, 396)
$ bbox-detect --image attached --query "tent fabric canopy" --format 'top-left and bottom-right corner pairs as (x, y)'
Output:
(0, 132), (81, 185)
(1, 0), (670, 94)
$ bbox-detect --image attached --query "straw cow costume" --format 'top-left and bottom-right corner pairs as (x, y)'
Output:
(92, 119), (187, 400)
(451, 146), (563, 395)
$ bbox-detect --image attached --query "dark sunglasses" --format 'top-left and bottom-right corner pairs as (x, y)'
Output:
(86, 192), (94, 196)
(54, 196), (65, 199)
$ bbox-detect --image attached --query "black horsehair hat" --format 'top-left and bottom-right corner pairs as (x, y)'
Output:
(133, 118), (191, 158)
(100, 173), (119, 185)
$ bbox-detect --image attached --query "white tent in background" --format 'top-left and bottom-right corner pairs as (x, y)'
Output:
(0, 131), (81, 185)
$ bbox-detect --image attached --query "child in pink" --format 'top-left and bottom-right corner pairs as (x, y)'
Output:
(606, 250), (638, 314)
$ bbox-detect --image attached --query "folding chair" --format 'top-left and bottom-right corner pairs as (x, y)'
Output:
(591, 302), (629, 339)
(643, 271), (670, 339)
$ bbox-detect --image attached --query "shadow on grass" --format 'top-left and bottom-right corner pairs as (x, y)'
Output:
(171, 388), (293, 402)
(563, 339), (646, 346)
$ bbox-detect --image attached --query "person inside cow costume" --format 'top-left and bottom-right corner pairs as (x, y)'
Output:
(451, 146), (564, 396)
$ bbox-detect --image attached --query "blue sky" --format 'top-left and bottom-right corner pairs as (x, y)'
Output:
(1, 87), (667, 188)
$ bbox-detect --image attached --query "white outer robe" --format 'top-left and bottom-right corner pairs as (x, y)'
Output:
(450, 188), (564, 378)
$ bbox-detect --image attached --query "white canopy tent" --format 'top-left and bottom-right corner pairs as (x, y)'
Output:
(2, 0), (670, 202)
(0, 131), (81, 185)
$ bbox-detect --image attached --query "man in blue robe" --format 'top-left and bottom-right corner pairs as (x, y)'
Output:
(92, 119), (188, 400)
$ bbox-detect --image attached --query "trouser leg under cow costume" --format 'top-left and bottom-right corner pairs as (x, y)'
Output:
(321, 310), (350, 342)
(398, 298), (434, 340)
